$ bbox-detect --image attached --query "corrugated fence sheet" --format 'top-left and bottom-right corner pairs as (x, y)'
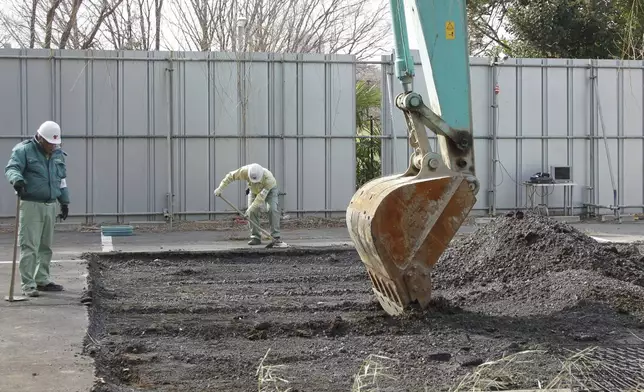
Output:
(0, 49), (356, 223)
(2, 47), (642, 222)
(382, 51), (644, 216)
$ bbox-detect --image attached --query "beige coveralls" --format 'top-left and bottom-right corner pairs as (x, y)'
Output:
(218, 165), (281, 239)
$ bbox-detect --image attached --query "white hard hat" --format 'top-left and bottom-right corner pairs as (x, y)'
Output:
(247, 163), (264, 183)
(37, 121), (62, 145)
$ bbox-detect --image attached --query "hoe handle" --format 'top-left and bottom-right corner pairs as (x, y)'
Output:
(218, 195), (275, 240)
(8, 196), (20, 301)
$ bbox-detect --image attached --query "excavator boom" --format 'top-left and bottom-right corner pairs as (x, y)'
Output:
(346, 0), (480, 316)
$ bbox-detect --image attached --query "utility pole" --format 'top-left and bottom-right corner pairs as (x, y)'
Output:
(236, 17), (247, 52)
(236, 16), (248, 208)
(369, 115), (374, 179)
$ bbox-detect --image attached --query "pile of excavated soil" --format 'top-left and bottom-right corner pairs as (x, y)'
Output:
(434, 213), (644, 317)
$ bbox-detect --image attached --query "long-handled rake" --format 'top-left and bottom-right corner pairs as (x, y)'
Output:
(218, 195), (289, 248)
(5, 196), (28, 302)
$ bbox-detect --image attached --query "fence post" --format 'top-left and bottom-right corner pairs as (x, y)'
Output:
(488, 59), (499, 216)
(166, 56), (175, 230)
(588, 63), (597, 217)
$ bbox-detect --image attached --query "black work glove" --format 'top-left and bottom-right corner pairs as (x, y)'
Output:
(13, 180), (25, 196)
(245, 187), (250, 195)
(59, 204), (69, 221)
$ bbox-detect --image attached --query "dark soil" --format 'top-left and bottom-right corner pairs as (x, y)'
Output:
(84, 214), (644, 392)
(435, 213), (644, 317)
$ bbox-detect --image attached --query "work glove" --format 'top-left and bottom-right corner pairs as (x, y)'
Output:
(13, 180), (25, 196)
(245, 202), (260, 217)
(214, 187), (222, 197)
(59, 204), (69, 221)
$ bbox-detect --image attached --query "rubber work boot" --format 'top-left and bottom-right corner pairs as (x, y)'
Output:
(248, 238), (261, 246)
(22, 288), (40, 297)
(37, 282), (64, 292)
(271, 239), (287, 248)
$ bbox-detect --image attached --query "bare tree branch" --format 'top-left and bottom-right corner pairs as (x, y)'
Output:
(468, 0), (512, 55)
(167, 0), (389, 58)
(81, 0), (125, 49)
(59, 0), (83, 49)
(43, 0), (63, 48)
(1, 0), (389, 56)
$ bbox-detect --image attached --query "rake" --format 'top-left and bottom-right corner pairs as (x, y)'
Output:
(218, 195), (289, 248)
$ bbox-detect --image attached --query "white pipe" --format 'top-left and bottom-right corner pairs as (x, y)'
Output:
(386, 62), (399, 174)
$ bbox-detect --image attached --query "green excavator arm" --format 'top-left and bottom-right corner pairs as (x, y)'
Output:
(346, 0), (480, 316)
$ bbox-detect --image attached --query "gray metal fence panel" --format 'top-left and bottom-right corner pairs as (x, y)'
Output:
(301, 54), (328, 216)
(622, 65), (644, 209)
(381, 51), (644, 216)
(470, 58), (491, 213)
(0, 49), (357, 222)
(328, 55), (357, 215)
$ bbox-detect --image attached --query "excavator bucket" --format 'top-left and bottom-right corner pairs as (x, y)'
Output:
(346, 172), (476, 316)
(348, 0), (478, 315)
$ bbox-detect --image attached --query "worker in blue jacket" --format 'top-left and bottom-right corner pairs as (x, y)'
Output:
(5, 121), (70, 298)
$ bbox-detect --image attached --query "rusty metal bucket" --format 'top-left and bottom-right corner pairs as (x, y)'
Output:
(346, 170), (476, 316)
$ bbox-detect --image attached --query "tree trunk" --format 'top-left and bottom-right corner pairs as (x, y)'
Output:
(58, 0), (83, 49)
(155, 0), (163, 50)
(29, 0), (39, 48)
(43, 0), (64, 48)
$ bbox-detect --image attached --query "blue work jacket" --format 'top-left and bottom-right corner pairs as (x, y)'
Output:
(5, 137), (70, 205)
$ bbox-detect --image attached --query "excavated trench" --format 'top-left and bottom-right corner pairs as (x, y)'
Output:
(83, 214), (644, 392)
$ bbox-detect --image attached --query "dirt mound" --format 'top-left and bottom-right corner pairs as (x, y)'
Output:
(434, 213), (644, 316)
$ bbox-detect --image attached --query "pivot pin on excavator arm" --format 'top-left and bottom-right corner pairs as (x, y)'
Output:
(346, 0), (480, 316)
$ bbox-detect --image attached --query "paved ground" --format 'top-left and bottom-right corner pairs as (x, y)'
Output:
(0, 220), (642, 391)
(0, 263), (93, 392)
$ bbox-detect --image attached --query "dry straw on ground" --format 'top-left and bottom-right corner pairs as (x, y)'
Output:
(256, 349), (292, 392)
(351, 354), (399, 392)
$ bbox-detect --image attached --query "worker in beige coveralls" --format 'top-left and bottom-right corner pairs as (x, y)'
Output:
(214, 163), (283, 246)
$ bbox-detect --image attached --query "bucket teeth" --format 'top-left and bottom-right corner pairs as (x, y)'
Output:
(366, 268), (405, 315)
(347, 174), (476, 316)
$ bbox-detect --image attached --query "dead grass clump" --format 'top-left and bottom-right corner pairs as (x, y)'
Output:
(256, 349), (292, 392)
(543, 346), (602, 390)
(449, 341), (644, 392)
(449, 349), (549, 392)
(545, 344), (644, 392)
(351, 354), (399, 392)
(252, 341), (644, 392)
